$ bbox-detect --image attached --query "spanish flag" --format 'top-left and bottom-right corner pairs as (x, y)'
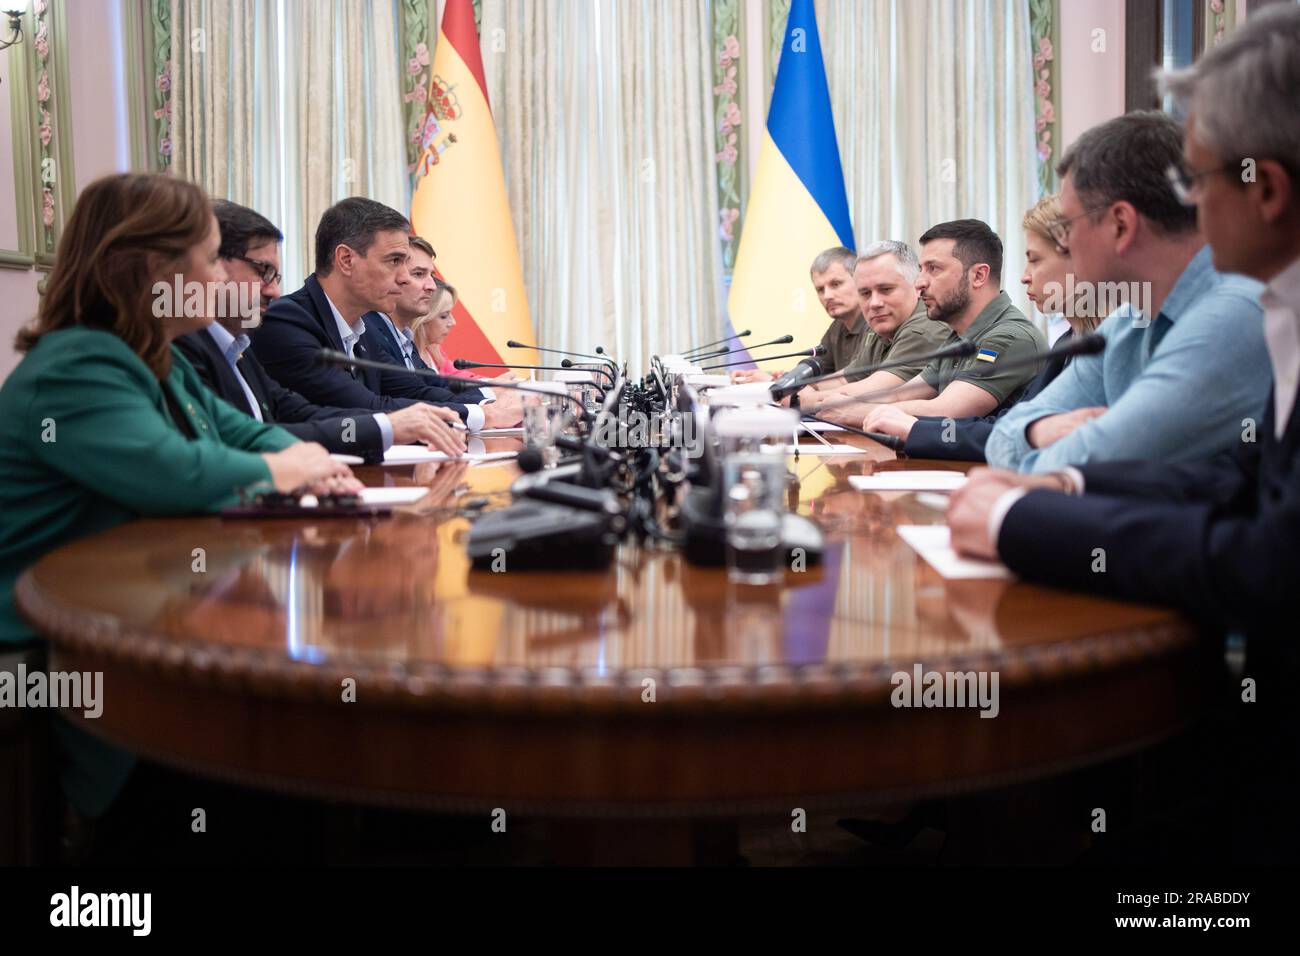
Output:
(410, 0), (534, 364)
(727, 0), (855, 370)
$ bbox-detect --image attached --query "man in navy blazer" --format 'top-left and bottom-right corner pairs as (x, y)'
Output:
(947, 7), (1300, 860)
(249, 198), (515, 431)
(178, 201), (468, 461)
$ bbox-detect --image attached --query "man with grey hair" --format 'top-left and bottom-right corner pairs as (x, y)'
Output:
(798, 240), (949, 406)
(732, 246), (863, 384)
(948, 3), (1300, 863)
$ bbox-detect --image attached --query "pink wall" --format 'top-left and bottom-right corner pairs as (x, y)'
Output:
(1058, 0), (1127, 152)
(0, 0), (131, 381)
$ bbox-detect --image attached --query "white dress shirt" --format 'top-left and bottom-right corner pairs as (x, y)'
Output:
(1261, 255), (1300, 440)
(378, 313), (497, 406)
(205, 322), (263, 422)
(322, 291), (395, 447)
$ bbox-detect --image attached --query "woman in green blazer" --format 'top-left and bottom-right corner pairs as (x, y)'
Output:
(0, 172), (360, 821)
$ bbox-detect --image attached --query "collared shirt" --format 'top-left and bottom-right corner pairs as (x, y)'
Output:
(816, 313), (869, 374)
(985, 245), (1269, 473)
(322, 291), (395, 446)
(1261, 255), (1300, 439)
(205, 322), (263, 422)
(379, 314), (418, 370)
(844, 299), (951, 384)
(377, 312), (496, 405)
(919, 291), (1045, 410)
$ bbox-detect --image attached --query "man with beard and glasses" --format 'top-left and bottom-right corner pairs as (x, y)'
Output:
(816, 219), (1045, 428)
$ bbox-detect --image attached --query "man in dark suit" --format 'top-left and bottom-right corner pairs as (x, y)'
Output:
(176, 201), (465, 461)
(249, 197), (520, 431)
(947, 5), (1300, 861)
(366, 235), (437, 372)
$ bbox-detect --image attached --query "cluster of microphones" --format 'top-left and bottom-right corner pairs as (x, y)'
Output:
(315, 326), (1104, 568)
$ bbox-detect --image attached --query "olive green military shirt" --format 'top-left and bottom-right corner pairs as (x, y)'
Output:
(815, 314), (869, 374)
(919, 291), (1046, 411)
(842, 299), (951, 384)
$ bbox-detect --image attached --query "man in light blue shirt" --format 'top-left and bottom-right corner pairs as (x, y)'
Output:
(985, 112), (1269, 474)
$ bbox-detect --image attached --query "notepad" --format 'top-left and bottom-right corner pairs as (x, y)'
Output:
(299, 487), (429, 508)
(849, 471), (968, 492)
(896, 525), (1013, 579)
(381, 446), (518, 466)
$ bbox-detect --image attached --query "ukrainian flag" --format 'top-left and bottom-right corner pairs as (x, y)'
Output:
(727, 0), (855, 371)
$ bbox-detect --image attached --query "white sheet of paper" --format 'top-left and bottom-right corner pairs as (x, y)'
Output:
(358, 487), (430, 506)
(849, 471), (968, 492)
(330, 453), (365, 465)
(477, 427), (525, 437)
(299, 487), (429, 508)
(381, 446), (518, 466)
(798, 421), (845, 433)
(896, 525), (1013, 579)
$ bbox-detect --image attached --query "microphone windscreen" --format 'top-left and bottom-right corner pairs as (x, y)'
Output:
(453, 358), (471, 370)
(516, 447), (546, 474)
(776, 334), (795, 345)
(506, 340), (523, 348)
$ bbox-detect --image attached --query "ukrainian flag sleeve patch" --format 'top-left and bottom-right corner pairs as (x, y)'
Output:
(976, 348), (1000, 363)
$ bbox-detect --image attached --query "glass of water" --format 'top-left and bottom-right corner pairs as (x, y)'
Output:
(712, 406), (799, 585)
(522, 381), (570, 468)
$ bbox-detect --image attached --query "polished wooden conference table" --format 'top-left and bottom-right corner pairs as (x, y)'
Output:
(16, 430), (1204, 860)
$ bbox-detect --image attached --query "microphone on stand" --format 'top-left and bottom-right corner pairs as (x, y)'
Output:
(680, 329), (752, 357)
(316, 349), (595, 425)
(453, 358), (616, 388)
(507, 340), (618, 373)
(770, 340), (979, 400)
(700, 345), (826, 371)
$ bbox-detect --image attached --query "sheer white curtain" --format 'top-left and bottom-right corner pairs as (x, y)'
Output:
(480, 0), (723, 372)
(813, 0), (1038, 319)
(170, 0), (408, 289)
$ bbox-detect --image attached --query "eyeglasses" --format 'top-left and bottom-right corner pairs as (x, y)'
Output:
(234, 255), (282, 288)
(1046, 203), (1112, 249)
(1165, 160), (1239, 207)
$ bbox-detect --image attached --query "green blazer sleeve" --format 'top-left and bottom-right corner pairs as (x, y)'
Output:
(26, 335), (292, 514)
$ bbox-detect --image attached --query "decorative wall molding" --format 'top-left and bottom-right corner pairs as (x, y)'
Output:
(1, 12), (36, 270)
(3, 0), (76, 271)
(1206, 0), (1237, 48)
(712, 0), (746, 276)
(399, 0), (433, 176)
(149, 0), (173, 173)
(1029, 0), (1060, 197)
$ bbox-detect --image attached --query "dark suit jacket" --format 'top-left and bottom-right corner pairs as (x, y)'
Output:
(365, 313), (430, 371)
(998, 387), (1298, 650)
(904, 331), (1074, 461)
(997, 387), (1300, 861)
(175, 328), (387, 463)
(249, 275), (479, 421)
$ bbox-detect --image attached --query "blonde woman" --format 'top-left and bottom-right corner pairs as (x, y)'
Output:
(413, 281), (516, 383)
(866, 194), (1093, 460)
